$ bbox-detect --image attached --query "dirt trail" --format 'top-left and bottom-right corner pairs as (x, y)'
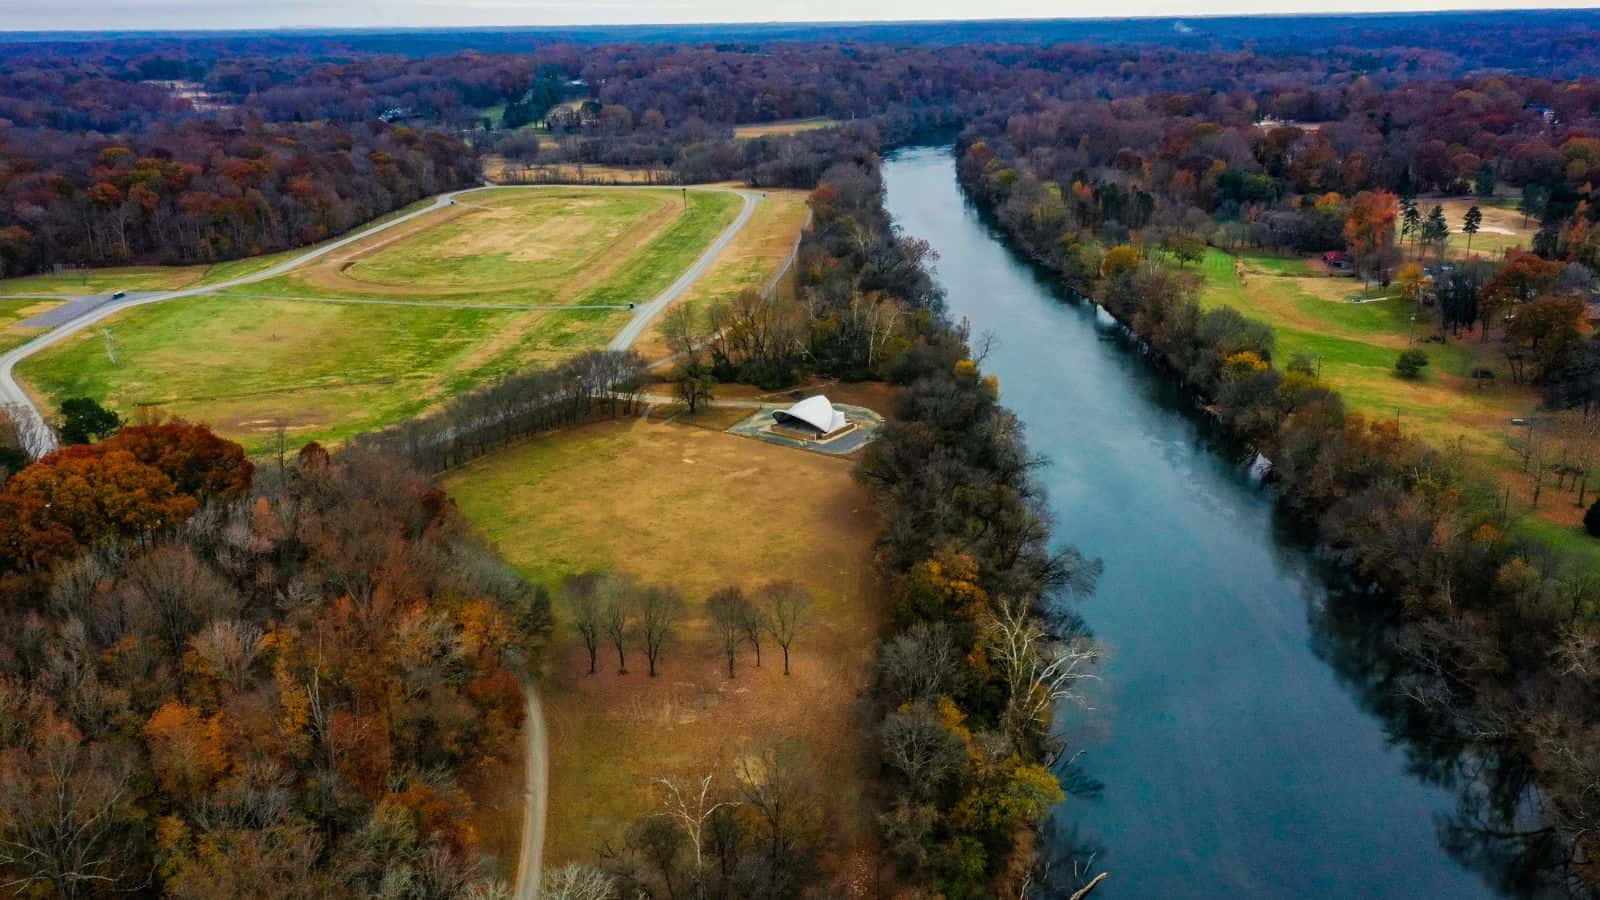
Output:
(513, 684), (549, 899)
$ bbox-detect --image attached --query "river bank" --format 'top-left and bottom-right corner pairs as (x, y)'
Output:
(883, 145), (1538, 898)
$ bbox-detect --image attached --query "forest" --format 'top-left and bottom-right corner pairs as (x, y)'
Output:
(0, 421), (550, 895)
(7, 13), (1600, 897)
(11, 17), (1600, 274)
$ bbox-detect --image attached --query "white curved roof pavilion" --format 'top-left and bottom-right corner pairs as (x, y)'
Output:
(773, 395), (848, 437)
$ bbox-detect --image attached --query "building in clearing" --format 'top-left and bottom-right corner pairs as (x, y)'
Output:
(772, 395), (850, 439)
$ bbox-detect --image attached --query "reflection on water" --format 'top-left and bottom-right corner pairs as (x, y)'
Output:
(881, 145), (1561, 898)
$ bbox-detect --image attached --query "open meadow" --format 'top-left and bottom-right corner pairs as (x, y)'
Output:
(0, 298), (62, 353)
(1423, 195), (1536, 259)
(734, 118), (841, 139)
(443, 410), (884, 876)
(635, 188), (811, 362)
(1194, 247), (1600, 566)
(13, 187), (748, 453)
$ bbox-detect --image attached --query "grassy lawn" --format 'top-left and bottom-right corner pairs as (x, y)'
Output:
(0, 298), (62, 353)
(734, 118), (840, 139)
(637, 189), (810, 362)
(15, 187), (747, 453)
(443, 414), (883, 872)
(17, 295), (618, 453)
(1194, 247), (1600, 559)
(228, 189), (737, 307)
(1403, 196), (1536, 259)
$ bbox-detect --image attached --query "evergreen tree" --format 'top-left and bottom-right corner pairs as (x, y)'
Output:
(1422, 205), (1450, 258)
(1475, 163), (1497, 198)
(1401, 198), (1421, 253)
(58, 397), (122, 445)
(1463, 205), (1482, 254)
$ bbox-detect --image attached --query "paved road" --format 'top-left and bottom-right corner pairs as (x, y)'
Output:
(0, 184), (761, 458)
(606, 189), (758, 351)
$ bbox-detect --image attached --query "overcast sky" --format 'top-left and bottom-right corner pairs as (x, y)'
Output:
(0, 0), (1591, 32)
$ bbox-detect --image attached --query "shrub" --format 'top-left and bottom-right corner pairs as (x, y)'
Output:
(1585, 497), (1600, 538)
(1395, 349), (1430, 379)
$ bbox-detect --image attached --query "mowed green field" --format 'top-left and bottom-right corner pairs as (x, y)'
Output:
(1194, 247), (1600, 568)
(0, 298), (62, 353)
(16, 188), (742, 453)
(1197, 248), (1529, 454)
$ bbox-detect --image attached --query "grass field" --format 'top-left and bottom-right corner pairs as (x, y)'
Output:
(1405, 195), (1536, 259)
(15, 188), (742, 453)
(636, 189), (810, 362)
(1196, 247), (1600, 566)
(443, 413), (883, 873)
(0, 298), (62, 353)
(734, 118), (841, 139)
(226, 189), (738, 307)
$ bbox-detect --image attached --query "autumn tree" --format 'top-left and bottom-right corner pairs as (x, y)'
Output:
(1344, 190), (1400, 286)
(1100, 244), (1140, 279)
(103, 419), (254, 501)
(0, 710), (141, 898)
(1505, 295), (1586, 383)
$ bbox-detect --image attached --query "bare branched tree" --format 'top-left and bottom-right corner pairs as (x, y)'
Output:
(759, 582), (812, 676)
(707, 587), (750, 678)
(602, 587), (634, 676)
(189, 619), (266, 692)
(538, 864), (616, 900)
(653, 774), (737, 878)
(563, 572), (607, 675)
(639, 587), (685, 677)
(983, 593), (1100, 751)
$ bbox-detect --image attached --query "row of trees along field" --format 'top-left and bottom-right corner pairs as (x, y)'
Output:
(959, 125), (1600, 891)
(0, 418), (552, 896)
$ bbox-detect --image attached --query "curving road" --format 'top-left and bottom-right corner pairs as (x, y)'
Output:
(0, 184), (760, 458)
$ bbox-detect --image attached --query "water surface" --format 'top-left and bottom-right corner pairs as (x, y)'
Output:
(882, 146), (1500, 898)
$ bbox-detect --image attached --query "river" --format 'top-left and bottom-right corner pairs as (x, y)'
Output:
(882, 146), (1512, 898)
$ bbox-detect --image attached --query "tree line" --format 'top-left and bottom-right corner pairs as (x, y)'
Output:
(961, 133), (1600, 893)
